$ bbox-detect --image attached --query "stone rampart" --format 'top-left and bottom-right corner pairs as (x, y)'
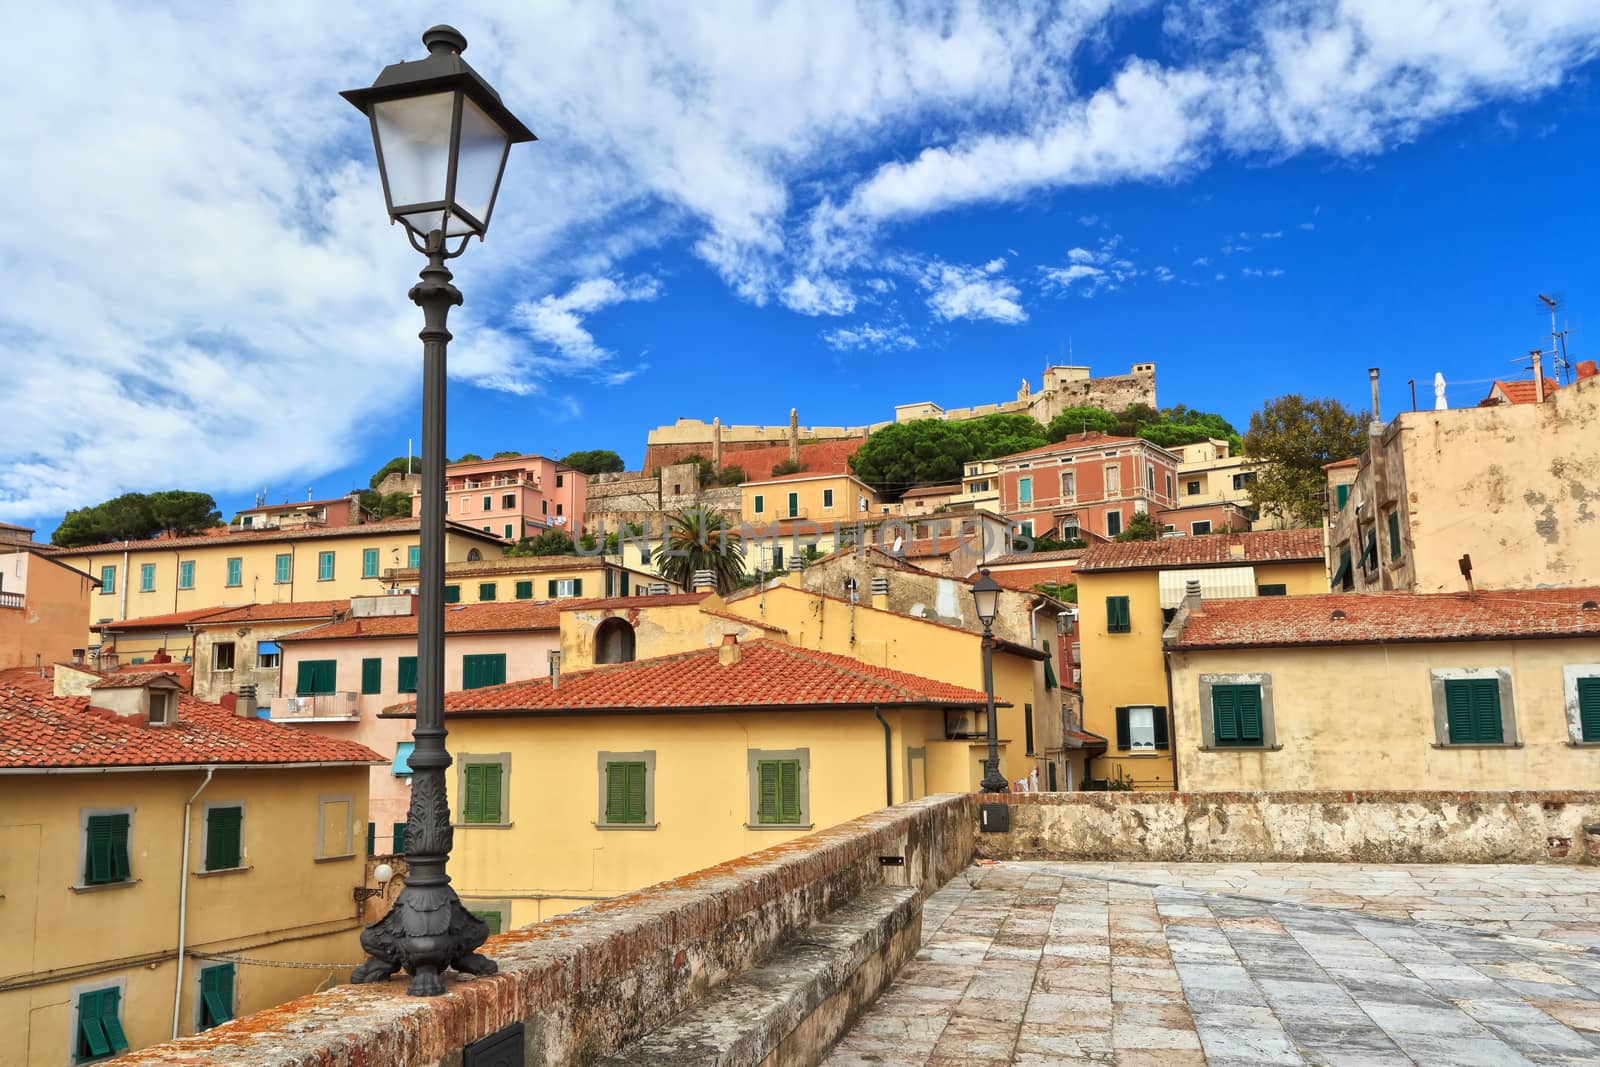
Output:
(977, 790), (1600, 865)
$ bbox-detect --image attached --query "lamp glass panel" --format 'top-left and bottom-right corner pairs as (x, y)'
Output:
(973, 586), (1000, 624)
(453, 96), (512, 229)
(373, 91), (456, 211)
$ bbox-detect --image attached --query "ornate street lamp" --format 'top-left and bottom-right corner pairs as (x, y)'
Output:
(971, 570), (1009, 793)
(343, 25), (535, 997)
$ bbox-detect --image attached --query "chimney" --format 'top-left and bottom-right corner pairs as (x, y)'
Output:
(788, 408), (800, 465)
(547, 649), (561, 690)
(1368, 367), (1383, 431)
(1532, 350), (1546, 403)
(1183, 578), (1203, 615)
(691, 569), (717, 593)
(237, 683), (258, 719)
(871, 574), (890, 611)
(71, 648), (85, 666)
(712, 416), (723, 470)
(718, 633), (742, 666)
(1577, 360), (1598, 382)
(349, 489), (366, 525)
(151, 649), (171, 664)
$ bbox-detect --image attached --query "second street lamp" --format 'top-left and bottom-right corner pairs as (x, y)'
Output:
(342, 25), (535, 998)
(971, 569), (1009, 793)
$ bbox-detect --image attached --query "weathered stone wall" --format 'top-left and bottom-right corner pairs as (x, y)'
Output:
(114, 794), (975, 1067)
(977, 790), (1600, 865)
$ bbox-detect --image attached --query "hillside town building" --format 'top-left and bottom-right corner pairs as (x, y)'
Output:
(412, 453), (587, 541)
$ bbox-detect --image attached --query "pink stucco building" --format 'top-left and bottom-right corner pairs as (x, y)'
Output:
(414, 454), (587, 544)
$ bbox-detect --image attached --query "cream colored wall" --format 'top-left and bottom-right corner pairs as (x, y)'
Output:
(1, 766), (370, 1063)
(1171, 637), (1600, 791)
(433, 562), (613, 604)
(0, 554), (96, 670)
(445, 707), (945, 925)
(56, 530), (503, 633)
(559, 600), (781, 669)
(742, 476), (878, 523)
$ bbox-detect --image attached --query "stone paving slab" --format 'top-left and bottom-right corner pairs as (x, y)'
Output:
(821, 861), (1600, 1066)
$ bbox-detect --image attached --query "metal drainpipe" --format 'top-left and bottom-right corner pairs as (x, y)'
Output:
(873, 706), (893, 807)
(119, 546), (129, 623)
(1162, 648), (1181, 792)
(172, 766), (216, 1038)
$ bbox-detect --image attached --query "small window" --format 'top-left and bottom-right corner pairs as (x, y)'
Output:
(470, 908), (504, 934)
(1443, 678), (1504, 744)
(75, 986), (130, 1062)
(100, 565), (116, 594)
(362, 547), (379, 578)
(257, 641), (280, 669)
(787, 492), (799, 517)
(204, 805), (243, 871)
(1212, 685), (1264, 747)
(408, 545), (420, 569)
(502, 493), (515, 509)
(1335, 483), (1350, 510)
(295, 659), (337, 696)
(1577, 677), (1600, 743)
(756, 760), (803, 824)
(274, 553), (291, 584)
(503, 524), (514, 539)
(555, 474), (564, 488)
(83, 812), (131, 886)
(317, 551), (335, 581)
(1116, 705), (1169, 751)
(823, 487), (834, 508)
(541, 500), (548, 514)
(462, 759), (506, 824)
(178, 560), (195, 590)
(148, 690), (175, 726)
(198, 963), (235, 1030)
(1147, 466), (1155, 490)
(361, 657), (382, 695)
(398, 656), (417, 693)
(139, 563), (155, 593)
(225, 558), (242, 587)
(1061, 472), (1075, 497)
(595, 617), (636, 664)
(1191, 520), (1212, 535)
(754, 494), (764, 513)
(1332, 545), (1354, 590)
(556, 503), (564, 516)
(772, 545), (784, 570)
(463, 653), (507, 689)
(1257, 584), (1287, 597)
(515, 580), (533, 599)
(1232, 471), (1256, 490)
(1166, 473), (1174, 499)
(317, 796), (354, 858)
(393, 741), (414, 777)
(1106, 510), (1122, 537)
(1018, 477), (1033, 504)
(213, 642), (236, 672)
(1024, 702), (1035, 754)
(550, 578), (581, 598)
(479, 582), (497, 601)
(604, 760), (648, 824)
(444, 584), (461, 604)
(1106, 596), (1131, 634)
(482, 494), (492, 511)
(1387, 510), (1403, 561)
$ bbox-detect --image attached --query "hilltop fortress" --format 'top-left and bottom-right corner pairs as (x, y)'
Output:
(643, 362), (1156, 473)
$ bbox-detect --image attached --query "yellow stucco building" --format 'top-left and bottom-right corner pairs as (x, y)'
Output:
(740, 471), (881, 526)
(0, 668), (380, 1065)
(381, 554), (669, 605)
(1165, 585), (1600, 790)
(49, 519), (507, 648)
(380, 638), (994, 926)
(1074, 529), (1326, 789)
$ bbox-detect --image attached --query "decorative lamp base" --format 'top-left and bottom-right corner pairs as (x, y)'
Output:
(350, 885), (498, 996)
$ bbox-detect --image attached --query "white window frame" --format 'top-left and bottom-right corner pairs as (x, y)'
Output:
(1191, 520), (1212, 535)
(556, 578), (577, 598)
(1563, 664), (1600, 744)
(212, 641), (235, 673)
(148, 689), (176, 726)
(315, 794), (356, 861)
(1127, 706), (1157, 751)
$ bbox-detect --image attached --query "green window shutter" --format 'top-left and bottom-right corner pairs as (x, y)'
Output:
(515, 580), (533, 599)
(547, 579), (558, 597)
(200, 963), (234, 1028)
(361, 657), (382, 695)
(318, 551), (334, 580)
(275, 554), (291, 583)
(366, 821), (376, 856)
(444, 584), (461, 604)
(605, 762), (647, 824)
(85, 813), (130, 885)
(1237, 686), (1263, 744)
(757, 761), (781, 824)
(363, 547), (379, 578)
(481, 763), (503, 822)
(408, 545), (420, 568)
(462, 654), (506, 689)
(779, 760), (800, 822)
(1106, 596), (1130, 634)
(479, 582), (497, 601)
(754, 494), (764, 513)
(464, 762), (503, 823)
(78, 989), (112, 1059)
(1212, 687), (1240, 745)
(392, 822), (407, 853)
(1444, 680), (1475, 743)
(100, 986), (129, 1052)
(570, 578), (582, 596)
(471, 909), (503, 935)
(1114, 707), (1131, 750)
(787, 492), (799, 516)
(1578, 678), (1600, 742)
(1472, 680), (1503, 743)
(1444, 679), (1501, 743)
(226, 558), (241, 587)
(296, 660), (337, 696)
(205, 806), (242, 871)
(1387, 511), (1402, 560)
(179, 561), (195, 589)
(398, 656), (418, 693)
(464, 764), (486, 821)
(1335, 483), (1349, 509)
(101, 566), (116, 593)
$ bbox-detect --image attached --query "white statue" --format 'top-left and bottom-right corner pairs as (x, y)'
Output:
(1433, 372), (1448, 411)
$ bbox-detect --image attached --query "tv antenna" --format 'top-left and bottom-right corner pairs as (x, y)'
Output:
(1535, 293), (1576, 385)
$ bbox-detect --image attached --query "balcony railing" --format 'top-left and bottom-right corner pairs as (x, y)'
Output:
(269, 692), (360, 721)
(0, 591), (23, 609)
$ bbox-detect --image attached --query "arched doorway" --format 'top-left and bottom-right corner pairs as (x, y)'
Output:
(594, 617), (636, 664)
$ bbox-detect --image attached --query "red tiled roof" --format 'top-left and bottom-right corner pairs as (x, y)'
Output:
(987, 569), (1071, 594)
(391, 640), (994, 716)
(1322, 457), (1360, 471)
(699, 608), (789, 634)
(235, 497), (353, 514)
(899, 535), (980, 559)
(1174, 587), (1600, 650)
(986, 549), (1084, 566)
(0, 684), (383, 770)
(196, 600), (349, 625)
(743, 469), (872, 487)
(280, 601), (562, 641)
(993, 432), (1142, 463)
(558, 592), (711, 611)
(87, 671), (183, 690)
(388, 556), (622, 579)
(95, 606), (237, 631)
(1077, 529), (1325, 572)
(900, 484), (962, 499)
(1490, 378), (1560, 404)
(725, 436), (865, 480)
(0, 521), (35, 533)
(47, 518), (504, 555)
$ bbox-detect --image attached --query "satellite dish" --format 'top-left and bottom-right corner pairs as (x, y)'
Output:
(892, 536), (904, 554)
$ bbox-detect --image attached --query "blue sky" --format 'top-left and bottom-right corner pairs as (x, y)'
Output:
(3, 2), (1598, 536)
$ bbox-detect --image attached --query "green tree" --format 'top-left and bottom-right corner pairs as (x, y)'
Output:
(1243, 395), (1369, 528)
(145, 490), (221, 536)
(493, 450), (523, 459)
(52, 491), (220, 547)
(848, 413), (1048, 498)
(1113, 511), (1163, 542)
(653, 508), (745, 593)
(560, 449), (626, 475)
(1045, 406), (1121, 442)
(368, 456), (420, 489)
(717, 464), (748, 486)
(770, 458), (803, 477)
(507, 529), (577, 556)
(453, 452), (484, 463)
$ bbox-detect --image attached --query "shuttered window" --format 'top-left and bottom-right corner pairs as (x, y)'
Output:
(199, 963), (235, 1029)
(75, 987), (129, 1062)
(83, 813), (131, 885)
(226, 558), (242, 587)
(1444, 679), (1504, 744)
(515, 580), (534, 599)
(548, 578), (582, 597)
(1212, 685), (1264, 747)
(178, 560), (195, 589)
(462, 653), (507, 689)
(462, 762), (504, 823)
(604, 761), (648, 824)
(317, 551), (335, 581)
(398, 656), (417, 693)
(1335, 483), (1349, 509)
(1115, 706), (1169, 750)
(392, 822), (407, 853)
(295, 659), (337, 696)
(139, 563), (155, 592)
(471, 909), (503, 934)
(275, 554), (292, 584)
(479, 582), (497, 601)
(366, 821), (376, 856)
(1580, 677), (1600, 743)
(361, 657), (382, 695)
(444, 584), (461, 604)
(1257, 584), (1287, 596)
(756, 760), (802, 824)
(408, 545), (420, 569)
(362, 547), (379, 578)
(204, 806), (242, 871)
(1106, 596), (1131, 634)
(787, 492), (799, 517)
(1387, 511), (1403, 560)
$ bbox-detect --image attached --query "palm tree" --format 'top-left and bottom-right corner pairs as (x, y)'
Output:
(655, 508), (745, 593)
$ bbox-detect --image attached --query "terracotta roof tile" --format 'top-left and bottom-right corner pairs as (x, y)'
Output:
(47, 518), (502, 556)
(558, 592), (711, 611)
(899, 484), (962, 499)
(1322, 457), (1361, 470)
(0, 684), (382, 770)
(236, 497), (354, 514)
(1174, 587), (1600, 650)
(986, 548), (1085, 565)
(1077, 529), (1324, 572)
(87, 671), (183, 689)
(280, 600), (562, 641)
(393, 640), (994, 715)
(197, 600), (349, 624)
(94, 606), (238, 631)
(1491, 378), (1560, 404)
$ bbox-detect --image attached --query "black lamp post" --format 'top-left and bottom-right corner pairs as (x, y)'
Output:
(342, 25), (535, 997)
(971, 569), (1008, 793)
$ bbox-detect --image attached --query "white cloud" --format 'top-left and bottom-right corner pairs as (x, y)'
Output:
(514, 275), (662, 368)
(899, 258), (1026, 324)
(1298, 222), (1317, 230)
(821, 322), (919, 351)
(1193, 256), (1212, 266)
(1261, 230), (1283, 238)
(780, 275), (856, 316)
(1041, 237), (1138, 296)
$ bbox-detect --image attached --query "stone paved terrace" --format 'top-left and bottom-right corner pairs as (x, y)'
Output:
(823, 860), (1600, 1066)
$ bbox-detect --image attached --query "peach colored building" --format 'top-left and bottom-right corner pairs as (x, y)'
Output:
(231, 492), (372, 532)
(273, 598), (560, 834)
(416, 454), (588, 543)
(993, 432), (1181, 543)
(0, 549), (99, 670)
